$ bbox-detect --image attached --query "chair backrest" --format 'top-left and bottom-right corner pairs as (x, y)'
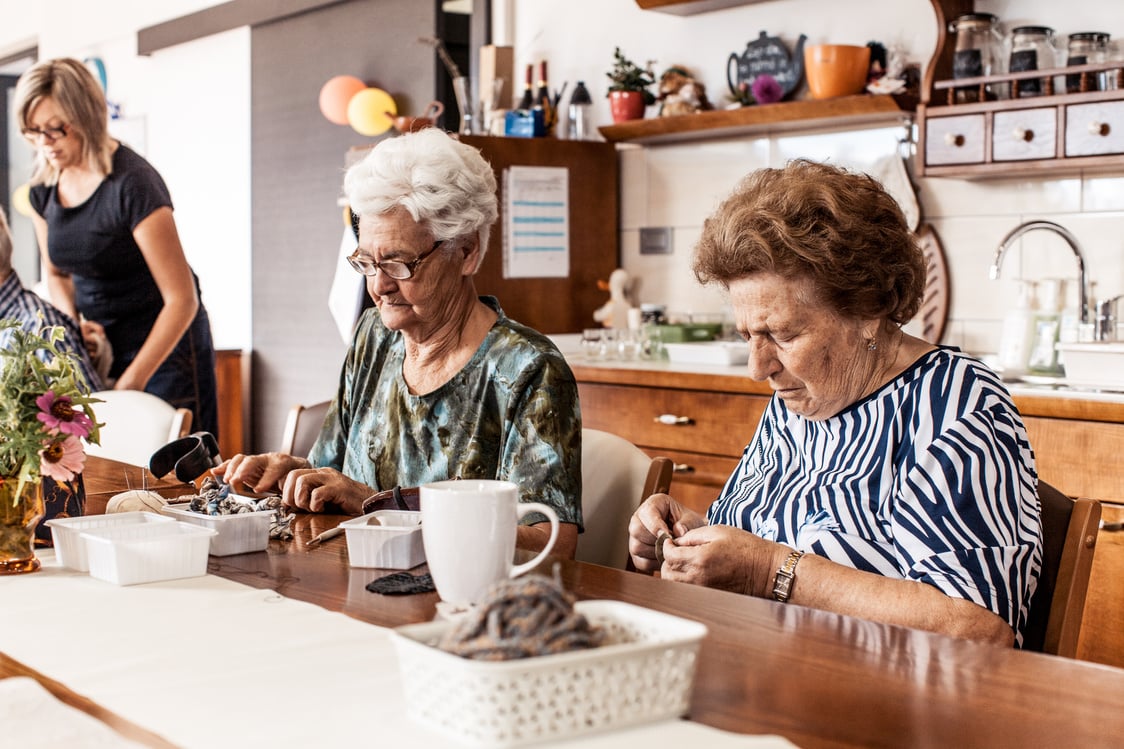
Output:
(84, 390), (192, 468)
(576, 428), (673, 569)
(1022, 480), (1101, 658)
(279, 400), (331, 457)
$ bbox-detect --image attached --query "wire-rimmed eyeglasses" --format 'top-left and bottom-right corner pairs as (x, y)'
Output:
(346, 240), (444, 280)
(22, 124), (69, 143)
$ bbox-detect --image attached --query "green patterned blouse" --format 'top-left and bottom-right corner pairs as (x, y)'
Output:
(308, 297), (582, 528)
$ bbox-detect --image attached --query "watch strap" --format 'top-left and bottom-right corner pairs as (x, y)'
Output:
(772, 549), (805, 603)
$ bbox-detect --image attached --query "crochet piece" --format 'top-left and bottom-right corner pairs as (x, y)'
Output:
(437, 573), (604, 661)
(366, 571), (435, 595)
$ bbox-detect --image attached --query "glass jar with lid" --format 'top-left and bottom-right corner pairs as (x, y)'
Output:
(1009, 26), (1057, 98)
(1066, 32), (1111, 93)
(949, 12), (1006, 103)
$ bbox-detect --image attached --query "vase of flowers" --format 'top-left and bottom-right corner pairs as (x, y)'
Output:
(0, 319), (99, 574)
(606, 47), (656, 123)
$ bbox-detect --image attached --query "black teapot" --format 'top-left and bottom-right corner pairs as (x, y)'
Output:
(727, 30), (807, 102)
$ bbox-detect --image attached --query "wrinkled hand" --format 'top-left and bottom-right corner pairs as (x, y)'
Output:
(627, 493), (706, 573)
(661, 525), (781, 598)
(213, 452), (308, 496)
(280, 467), (373, 515)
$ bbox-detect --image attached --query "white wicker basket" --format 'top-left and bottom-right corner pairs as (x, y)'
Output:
(390, 600), (707, 747)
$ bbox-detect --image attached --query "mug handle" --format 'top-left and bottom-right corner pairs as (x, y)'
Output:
(510, 502), (560, 578)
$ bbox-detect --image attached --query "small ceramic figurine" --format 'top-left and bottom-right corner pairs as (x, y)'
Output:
(657, 66), (712, 117)
(593, 268), (632, 328)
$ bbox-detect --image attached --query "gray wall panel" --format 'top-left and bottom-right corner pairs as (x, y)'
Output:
(250, 0), (436, 452)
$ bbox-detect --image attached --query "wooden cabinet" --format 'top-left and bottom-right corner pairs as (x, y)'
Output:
(917, 0), (1124, 178)
(572, 363), (770, 514)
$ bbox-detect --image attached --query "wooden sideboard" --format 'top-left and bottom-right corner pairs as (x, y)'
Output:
(214, 349), (250, 458)
(572, 359), (1124, 667)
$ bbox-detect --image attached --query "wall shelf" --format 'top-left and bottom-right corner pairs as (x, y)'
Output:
(634, 0), (767, 14)
(598, 94), (916, 145)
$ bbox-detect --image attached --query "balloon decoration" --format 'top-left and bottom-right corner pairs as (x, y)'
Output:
(318, 75), (366, 125)
(346, 87), (396, 137)
(11, 183), (33, 218)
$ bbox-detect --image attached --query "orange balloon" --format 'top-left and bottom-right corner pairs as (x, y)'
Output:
(319, 75), (366, 125)
(347, 87), (397, 137)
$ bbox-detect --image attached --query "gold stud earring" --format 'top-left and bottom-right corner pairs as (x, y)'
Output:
(867, 339), (877, 351)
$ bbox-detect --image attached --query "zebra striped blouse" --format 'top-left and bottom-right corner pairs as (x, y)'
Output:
(708, 346), (1041, 642)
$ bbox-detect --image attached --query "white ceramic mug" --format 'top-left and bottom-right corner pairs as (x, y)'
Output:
(420, 479), (559, 607)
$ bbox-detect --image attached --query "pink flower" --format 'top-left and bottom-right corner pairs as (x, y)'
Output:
(39, 435), (86, 482)
(752, 74), (784, 105)
(36, 391), (94, 438)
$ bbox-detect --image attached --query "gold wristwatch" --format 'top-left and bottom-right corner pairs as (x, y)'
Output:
(772, 550), (805, 603)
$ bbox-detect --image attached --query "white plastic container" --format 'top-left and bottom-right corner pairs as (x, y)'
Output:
(1055, 342), (1124, 390)
(160, 503), (276, 556)
(45, 511), (176, 572)
(390, 600), (707, 747)
(663, 341), (749, 366)
(340, 510), (425, 569)
(80, 521), (216, 585)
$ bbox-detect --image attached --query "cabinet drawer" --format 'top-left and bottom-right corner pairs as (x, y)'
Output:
(1066, 101), (1124, 157)
(642, 448), (739, 516)
(925, 114), (986, 165)
(993, 108), (1056, 161)
(578, 382), (767, 457)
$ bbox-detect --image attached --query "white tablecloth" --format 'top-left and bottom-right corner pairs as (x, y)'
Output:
(1, 553), (794, 748)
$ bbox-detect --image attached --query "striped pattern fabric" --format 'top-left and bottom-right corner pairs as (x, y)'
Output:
(708, 347), (1041, 642)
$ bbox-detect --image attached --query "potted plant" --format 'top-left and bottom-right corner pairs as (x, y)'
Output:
(606, 47), (655, 123)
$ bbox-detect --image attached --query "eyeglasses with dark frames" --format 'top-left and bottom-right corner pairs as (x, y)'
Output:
(22, 124), (70, 143)
(346, 240), (444, 280)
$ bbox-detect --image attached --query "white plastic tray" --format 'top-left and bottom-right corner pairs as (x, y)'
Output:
(80, 521), (216, 585)
(391, 600), (706, 746)
(160, 503), (276, 556)
(340, 510), (424, 569)
(45, 511), (176, 572)
(663, 341), (749, 366)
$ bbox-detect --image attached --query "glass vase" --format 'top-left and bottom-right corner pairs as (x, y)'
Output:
(452, 76), (476, 135)
(0, 478), (44, 575)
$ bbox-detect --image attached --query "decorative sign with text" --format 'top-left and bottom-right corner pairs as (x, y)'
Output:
(727, 30), (808, 101)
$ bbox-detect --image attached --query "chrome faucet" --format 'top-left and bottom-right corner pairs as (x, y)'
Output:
(990, 220), (1090, 326)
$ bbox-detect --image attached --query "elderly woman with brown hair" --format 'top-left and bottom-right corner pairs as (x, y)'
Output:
(629, 159), (1041, 646)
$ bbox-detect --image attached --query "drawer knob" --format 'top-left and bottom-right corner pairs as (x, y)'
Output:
(672, 463), (695, 473)
(655, 414), (693, 426)
(1013, 128), (1034, 142)
(1088, 121), (1111, 137)
(943, 132), (966, 147)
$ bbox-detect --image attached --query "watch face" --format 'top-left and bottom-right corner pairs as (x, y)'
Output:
(773, 572), (794, 601)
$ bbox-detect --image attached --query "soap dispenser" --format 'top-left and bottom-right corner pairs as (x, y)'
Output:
(1027, 278), (1064, 376)
(998, 279), (1038, 379)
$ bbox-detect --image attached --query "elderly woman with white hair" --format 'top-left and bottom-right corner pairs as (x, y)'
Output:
(217, 129), (582, 556)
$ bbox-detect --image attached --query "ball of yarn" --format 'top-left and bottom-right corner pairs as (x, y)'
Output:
(106, 490), (167, 514)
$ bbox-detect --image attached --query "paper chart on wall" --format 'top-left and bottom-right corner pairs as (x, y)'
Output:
(503, 166), (570, 279)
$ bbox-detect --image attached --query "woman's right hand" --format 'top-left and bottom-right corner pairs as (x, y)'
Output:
(627, 493), (706, 573)
(212, 452), (310, 496)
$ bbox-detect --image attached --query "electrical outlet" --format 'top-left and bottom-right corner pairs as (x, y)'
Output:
(639, 227), (673, 255)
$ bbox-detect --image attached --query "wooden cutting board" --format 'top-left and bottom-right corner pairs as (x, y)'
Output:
(915, 222), (949, 345)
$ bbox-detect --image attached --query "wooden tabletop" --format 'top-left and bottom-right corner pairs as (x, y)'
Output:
(82, 454), (197, 515)
(48, 457), (1124, 747)
(205, 512), (1124, 749)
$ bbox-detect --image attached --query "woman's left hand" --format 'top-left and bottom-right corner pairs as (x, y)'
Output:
(660, 525), (785, 598)
(280, 466), (373, 514)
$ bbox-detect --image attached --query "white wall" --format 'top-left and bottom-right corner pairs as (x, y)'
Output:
(513, 0), (1124, 356)
(0, 0), (249, 350)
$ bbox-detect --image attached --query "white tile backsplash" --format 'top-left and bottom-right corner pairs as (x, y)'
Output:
(620, 129), (1124, 358)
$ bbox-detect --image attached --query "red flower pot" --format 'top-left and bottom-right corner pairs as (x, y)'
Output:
(609, 90), (647, 123)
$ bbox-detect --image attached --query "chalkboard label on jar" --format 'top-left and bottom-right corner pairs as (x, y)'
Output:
(1066, 54), (1088, 94)
(1010, 49), (1041, 96)
(953, 49), (984, 102)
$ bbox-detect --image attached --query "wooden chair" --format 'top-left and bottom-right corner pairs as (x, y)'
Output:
(279, 400), (331, 457)
(1021, 480), (1101, 658)
(84, 390), (192, 468)
(576, 428), (673, 569)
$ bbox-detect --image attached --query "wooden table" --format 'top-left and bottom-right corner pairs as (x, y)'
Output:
(199, 512), (1124, 749)
(35, 457), (1124, 747)
(82, 454), (197, 514)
